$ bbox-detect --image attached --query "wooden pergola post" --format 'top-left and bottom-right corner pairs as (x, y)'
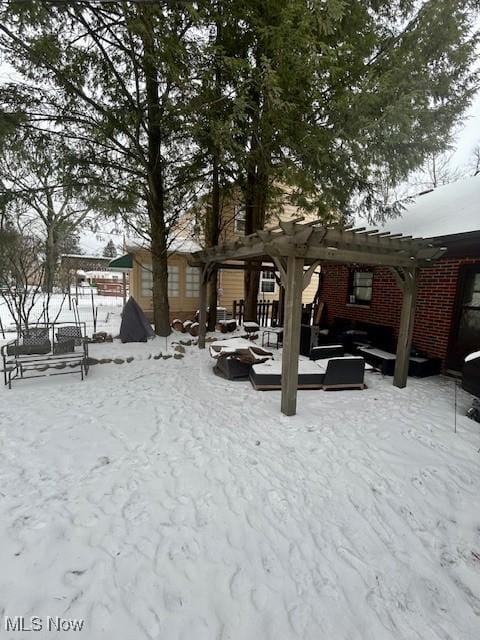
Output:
(280, 256), (305, 416)
(198, 267), (208, 349)
(393, 267), (418, 388)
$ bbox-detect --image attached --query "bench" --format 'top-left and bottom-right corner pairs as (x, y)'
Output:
(357, 346), (441, 377)
(2, 322), (89, 388)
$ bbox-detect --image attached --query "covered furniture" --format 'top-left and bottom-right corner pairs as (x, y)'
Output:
(210, 337), (272, 380)
(214, 357), (252, 380)
(462, 351), (480, 398)
(120, 296), (155, 343)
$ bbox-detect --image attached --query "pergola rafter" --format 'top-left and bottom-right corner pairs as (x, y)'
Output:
(188, 222), (446, 416)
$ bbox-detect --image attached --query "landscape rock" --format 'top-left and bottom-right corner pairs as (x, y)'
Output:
(113, 358), (125, 364)
(173, 353), (184, 359)
(174, 345), (186, 354)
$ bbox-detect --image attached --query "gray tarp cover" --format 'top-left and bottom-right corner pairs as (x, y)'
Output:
(120, 297), (155, 343)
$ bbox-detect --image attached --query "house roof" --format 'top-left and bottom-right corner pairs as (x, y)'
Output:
(108, 254), (133, 271)
(372, 175), (480, 240)
(126, 237), (201, 255)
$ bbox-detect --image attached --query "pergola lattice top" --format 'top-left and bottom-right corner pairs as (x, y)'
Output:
(189, 220), (446, 269)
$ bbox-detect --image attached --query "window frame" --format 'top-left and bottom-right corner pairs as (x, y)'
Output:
(140, 264), (180, 298)
(185, 266), (200, 298)
(234, 206), (246, 234)
(140, 265), (153, 297)
(348, 269), (373, 306)
(168, 264), (180, 298)
(260, 270), (276, 294)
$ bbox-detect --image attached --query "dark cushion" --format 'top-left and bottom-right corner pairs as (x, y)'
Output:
(310, 345), (345, 361)
(54, 339), (75, 354)
(57, 326), (83, 346)
(323, 357), (365, 387)
(7, 341), (52, 356)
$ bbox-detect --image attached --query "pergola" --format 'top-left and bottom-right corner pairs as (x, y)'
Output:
(188, 220), (446, 416)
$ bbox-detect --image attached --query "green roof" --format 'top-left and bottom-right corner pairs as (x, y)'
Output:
(108, 253), (133, 270)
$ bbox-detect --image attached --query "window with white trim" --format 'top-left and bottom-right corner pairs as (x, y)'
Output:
(140, 265), (153, 297)
(234, 206), (246, 234)
(348, 270), (373, 305)
(168, 265), (179, 297)
(141, 264), (180, 297)
(260, 270), (276, 294)
(185, 266), (200, 297)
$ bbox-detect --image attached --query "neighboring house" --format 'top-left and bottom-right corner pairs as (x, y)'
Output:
(76, 270), (127, 297)
(126, 238), (203, 322)
(123, 196), (321, 322)
(318, 176), (480, 371)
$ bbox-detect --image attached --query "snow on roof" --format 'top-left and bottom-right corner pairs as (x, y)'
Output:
(61, 253), (111, 260)
(365, 175), (480, 239)
(126, 236), (201, 254)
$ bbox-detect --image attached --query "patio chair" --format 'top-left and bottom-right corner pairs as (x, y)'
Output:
(322, 356), (366, 390)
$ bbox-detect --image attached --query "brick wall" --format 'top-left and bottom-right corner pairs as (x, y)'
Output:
(320, 257), (480, 365)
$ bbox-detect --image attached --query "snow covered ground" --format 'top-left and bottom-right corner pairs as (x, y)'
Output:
(1, 328), (480, 639)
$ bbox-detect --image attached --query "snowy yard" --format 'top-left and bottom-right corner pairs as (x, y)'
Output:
(1, 336), (479, 639)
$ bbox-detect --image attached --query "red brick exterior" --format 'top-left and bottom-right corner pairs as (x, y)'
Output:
(320, 258), (480, 366)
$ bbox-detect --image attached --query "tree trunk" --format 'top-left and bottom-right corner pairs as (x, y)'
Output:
(150, 218), (170, 336)
(43, 227), (57, 294)
(140, 6), (171, 336)
(243, 164), (268, 322)
(206, 156), (220, 330)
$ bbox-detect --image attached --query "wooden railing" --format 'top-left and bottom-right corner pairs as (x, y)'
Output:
(233, 299), (322, 327)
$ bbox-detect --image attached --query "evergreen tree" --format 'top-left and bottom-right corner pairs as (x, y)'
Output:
(225, 0), (479, 316)
(0, 1), (201, 335)
(103, 240), (117, 258)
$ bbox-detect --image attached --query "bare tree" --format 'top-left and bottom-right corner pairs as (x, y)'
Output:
(0, 221), (45, 331)
(468, 144), (480, 176)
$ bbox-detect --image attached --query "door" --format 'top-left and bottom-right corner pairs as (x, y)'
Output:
(448, 264), (480, 370)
